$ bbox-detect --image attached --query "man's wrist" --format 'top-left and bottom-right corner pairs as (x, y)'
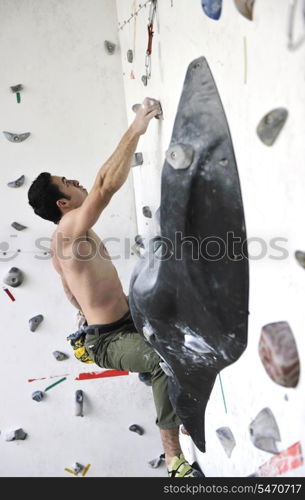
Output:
(129, 121), (143, 138)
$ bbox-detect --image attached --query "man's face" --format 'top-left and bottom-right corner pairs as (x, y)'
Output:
(52, 175), (88, 211)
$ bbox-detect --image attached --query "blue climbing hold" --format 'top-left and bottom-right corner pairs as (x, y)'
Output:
(201, 0), (222, 20)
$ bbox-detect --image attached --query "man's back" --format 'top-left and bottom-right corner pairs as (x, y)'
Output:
(51, 225), (129, 325)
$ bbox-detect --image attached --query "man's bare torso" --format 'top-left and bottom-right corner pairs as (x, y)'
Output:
(51, 227), (129, 325)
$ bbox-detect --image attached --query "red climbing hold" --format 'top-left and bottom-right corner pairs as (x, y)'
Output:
(258, 321), (300, 388)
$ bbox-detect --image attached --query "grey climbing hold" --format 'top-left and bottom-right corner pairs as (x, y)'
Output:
(129, 424), (144, 435)
(295, 250), (305, 269)
(131, 152), (144, 167)
(3, 267), (24, 287)
(138, 372), (152, 386)
(3, 131), (30, 143)
(148, 453), (165, 468)
(75, 390), (84, 417)
(127, 49), (133, 63)
(52, 350), (68, 361)
(234, 0), (255, 20)
(141, 75), (148, 86)
(165, 144), (194, 170)
(142, 206), (152, 218)
(216, 427), (236, 458)
(10, 84), (23, 93)
(249, 408), (281, 454)
(32, 390), (44, 402)
(29, 314), (44, 332)
(132, 102), (163, 120)
(4, 428), (27, 441)
(135, 235), (145, 248)
(11, 221), (27, 231)
(7, 175), (25, 188)
(104, 40), (116, 54)
(71, 462), (84, 474)
(256, 108), (288, 146)
(132, 103), (141, 114)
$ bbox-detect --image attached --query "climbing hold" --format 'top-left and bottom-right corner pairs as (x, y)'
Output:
(10, 84), (23, 103)
(142, 206), (152, 218)
(138, 372), (152, 386)
(104, 40), (116, 54)
(234, 0), (255, 21)
(201, 0), (222, 20)
(216, 427), (236, 458)
(135, 235), (145, 248)
(165, 144), (194, 170)
(132, 103), (141, 113)
(129, 424), (144, 435)
(4, 428), (27, 441)
(32, 390), (44, 402)
(258, 321), (300, 388)
(141, 75), (148, 86)
(52, 350), (68, 361)
(29, 314), (44, 332)
(7, 175), (25, 188)
(3, 131), (30, 143)
(10, 84), (23, 92)
(131, 152), (144, 167)
(132, 102), (163, 119)
(11, 222), (27, 231)
(75, 390), (84, 417)
(288, 0), (305, 51)
(3, 267), (24, 287)
(256, 108), (288, 146)
(249, 408), (281, 454)
(295, 250), (305, 269)
(127, 49), (133, 63)
(129, 56), (249, 454)
(148, 453), (165, 468)
(71, 462), (84, 474)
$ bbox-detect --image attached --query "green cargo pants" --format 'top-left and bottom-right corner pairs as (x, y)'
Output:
(84, 311), (181, 430)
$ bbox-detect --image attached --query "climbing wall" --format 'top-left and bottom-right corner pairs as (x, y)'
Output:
(0, 0), (167, 477)
(116, 0), (305, 477)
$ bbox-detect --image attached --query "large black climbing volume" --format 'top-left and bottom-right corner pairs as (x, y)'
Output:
(129, 57), (249, 453)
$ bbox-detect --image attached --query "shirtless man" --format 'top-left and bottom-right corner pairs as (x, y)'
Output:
(28, 98), (203, 478)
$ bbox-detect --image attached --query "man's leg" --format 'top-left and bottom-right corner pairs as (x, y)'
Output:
(87, 328), (203, 476)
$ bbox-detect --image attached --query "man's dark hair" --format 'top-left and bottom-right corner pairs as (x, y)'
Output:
(28, 172), (71, 224)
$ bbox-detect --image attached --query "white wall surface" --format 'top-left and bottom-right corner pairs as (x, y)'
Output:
(0, 0), (166, 477)
(116, 0), (305, 477)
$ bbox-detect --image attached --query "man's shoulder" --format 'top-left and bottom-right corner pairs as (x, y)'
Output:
(57, 210), (82, 239)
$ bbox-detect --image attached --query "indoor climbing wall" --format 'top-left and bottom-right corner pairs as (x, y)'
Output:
(116, 0), (305, 477)
(1, 0), (305, 478)
(0, 0), (167, 477)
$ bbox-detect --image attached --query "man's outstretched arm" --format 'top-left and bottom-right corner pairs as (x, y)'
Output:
(61, 98), (161, 237)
